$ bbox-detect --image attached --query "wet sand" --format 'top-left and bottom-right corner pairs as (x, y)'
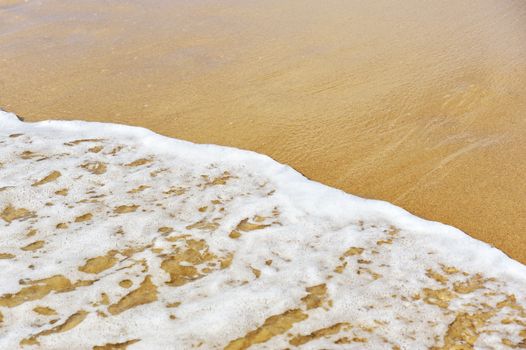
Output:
(0, 0), (525, 262)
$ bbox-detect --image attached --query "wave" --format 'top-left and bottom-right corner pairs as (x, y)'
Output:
(0, 110), (525, 349)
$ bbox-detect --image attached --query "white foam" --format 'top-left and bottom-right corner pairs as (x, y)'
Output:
(0, 110), (525, 349)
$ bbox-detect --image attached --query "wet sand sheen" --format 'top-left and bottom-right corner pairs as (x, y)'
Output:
(0, 0), (525, 262)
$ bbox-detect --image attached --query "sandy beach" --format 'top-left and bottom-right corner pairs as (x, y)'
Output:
(0, 0), (525, 265)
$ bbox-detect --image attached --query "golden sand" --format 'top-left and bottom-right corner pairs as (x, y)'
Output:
(0, 0), (525, 262)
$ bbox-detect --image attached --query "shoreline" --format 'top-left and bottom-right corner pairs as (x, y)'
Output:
(3, 111), (525, 268)
(7, 108), (526, 264)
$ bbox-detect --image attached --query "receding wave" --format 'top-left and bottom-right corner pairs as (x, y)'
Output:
(0, 111), (525, 349)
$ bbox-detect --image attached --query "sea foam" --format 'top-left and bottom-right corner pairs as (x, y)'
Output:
(0, 110), (525, 349)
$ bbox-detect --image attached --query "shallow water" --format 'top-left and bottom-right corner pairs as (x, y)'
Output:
(0, 0), (525, 262)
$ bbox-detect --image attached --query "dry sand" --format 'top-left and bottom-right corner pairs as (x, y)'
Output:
(0, 0), (525, 262)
